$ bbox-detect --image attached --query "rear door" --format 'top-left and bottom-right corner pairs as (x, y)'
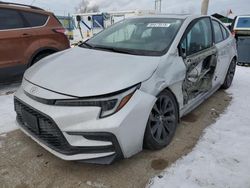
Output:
(179, 17), (217, 105)
(211, 20), (231, 84)
(0, 8), (26, 69)
(19, 10), (49, 64)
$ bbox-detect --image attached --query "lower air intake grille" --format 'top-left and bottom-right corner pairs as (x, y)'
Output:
(14, 98), (115, 155)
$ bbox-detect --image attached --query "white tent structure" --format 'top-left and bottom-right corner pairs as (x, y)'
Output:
(71, 10), (156, 43)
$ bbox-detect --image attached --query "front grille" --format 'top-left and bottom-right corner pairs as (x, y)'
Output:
(15, 99), (75, 154)
(14, 98), (115, 155)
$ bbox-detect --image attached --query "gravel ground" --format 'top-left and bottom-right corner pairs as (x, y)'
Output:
(0, 84), (231, 188)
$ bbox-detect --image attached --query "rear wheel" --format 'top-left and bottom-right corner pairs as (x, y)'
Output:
(144, 90), (178, 150)
(221, 59), (236, 89)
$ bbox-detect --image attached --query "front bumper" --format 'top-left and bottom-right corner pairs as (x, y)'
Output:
(14, 84), (156, 164)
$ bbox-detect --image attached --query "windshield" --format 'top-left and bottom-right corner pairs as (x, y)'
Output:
(82, 18), (183, 56)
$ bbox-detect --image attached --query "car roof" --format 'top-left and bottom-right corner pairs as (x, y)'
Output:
(127, 14), (208, 21)
(0, 2), (53, 15)
(236, 15), (250, 17)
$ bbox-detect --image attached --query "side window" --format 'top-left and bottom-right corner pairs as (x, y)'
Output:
(212, 20), (224, 43)
(220, 24), (229, 40)
(181, 18), (212, 56)
(21, 11), (48, 27)
(0, 8), (25, 30)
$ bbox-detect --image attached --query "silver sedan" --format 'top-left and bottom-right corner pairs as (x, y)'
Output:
(14, 14), (237, 164)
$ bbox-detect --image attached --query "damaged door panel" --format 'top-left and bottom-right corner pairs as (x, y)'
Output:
(179, 17), (215, 104)
(182, 47), (217, 104)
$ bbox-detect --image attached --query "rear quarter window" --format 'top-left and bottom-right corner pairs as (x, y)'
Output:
(21, 11), (49, 27)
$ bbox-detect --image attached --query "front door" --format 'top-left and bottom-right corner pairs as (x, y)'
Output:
(0, 8), (26, 69)
(179, 17), (218, 105)
(0, 8), (27, 80)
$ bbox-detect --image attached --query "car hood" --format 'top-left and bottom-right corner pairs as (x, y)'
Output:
(24, 47), (160, 97)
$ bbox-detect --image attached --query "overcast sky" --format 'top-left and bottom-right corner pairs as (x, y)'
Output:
(10, 0), (250, 16)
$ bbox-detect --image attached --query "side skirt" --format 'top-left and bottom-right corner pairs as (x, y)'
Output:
(180, 84), (221, 118)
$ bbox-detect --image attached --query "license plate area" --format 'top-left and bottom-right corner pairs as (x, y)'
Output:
(22, 109), (40, 134)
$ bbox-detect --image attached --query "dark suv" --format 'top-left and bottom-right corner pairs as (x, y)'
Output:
(0, 2), (70, 82)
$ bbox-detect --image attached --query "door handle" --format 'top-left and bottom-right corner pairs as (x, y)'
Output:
(22, 33), (33, 37)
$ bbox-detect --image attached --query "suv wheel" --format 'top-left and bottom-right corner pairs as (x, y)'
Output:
(144, 90), (178, 150)
(31, 52), (54, 66)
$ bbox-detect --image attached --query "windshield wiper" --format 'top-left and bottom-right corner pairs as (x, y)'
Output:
(79, 42), (93, 49)
(92, 46), (135, 55)
(80, 44), (150, 56)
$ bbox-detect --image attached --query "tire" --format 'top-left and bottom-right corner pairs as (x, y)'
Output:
(144, 90), (178, 150)
(237, 62), (242, 66)
(221, 59), (237, 89)
(31, 52), (53, 66)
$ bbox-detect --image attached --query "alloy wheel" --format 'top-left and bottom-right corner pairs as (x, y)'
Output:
(148, 95), (176, 143)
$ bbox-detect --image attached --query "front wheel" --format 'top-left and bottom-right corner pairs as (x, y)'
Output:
(221, 59), (237, 89)
(144, 90), (178, 150)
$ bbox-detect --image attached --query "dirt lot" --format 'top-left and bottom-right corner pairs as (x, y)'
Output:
(0, 89), (231, 188)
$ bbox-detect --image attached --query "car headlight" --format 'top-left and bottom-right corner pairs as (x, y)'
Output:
(54, 84), (140, 118)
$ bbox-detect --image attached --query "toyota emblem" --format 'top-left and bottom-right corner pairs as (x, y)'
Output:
(30, 86), (38, 94)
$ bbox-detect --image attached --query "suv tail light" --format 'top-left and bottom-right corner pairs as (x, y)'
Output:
(53, 28), (66, 35)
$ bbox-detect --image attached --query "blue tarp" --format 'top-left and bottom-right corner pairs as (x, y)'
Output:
(92, 15), (104, 28)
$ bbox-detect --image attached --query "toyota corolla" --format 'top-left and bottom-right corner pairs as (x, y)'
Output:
(14, 15), (237, 164)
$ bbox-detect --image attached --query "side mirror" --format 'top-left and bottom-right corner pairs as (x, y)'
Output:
(182, 48), (187, 58)
(178, 44), (187, 59)
(76, 15), (82, 22)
